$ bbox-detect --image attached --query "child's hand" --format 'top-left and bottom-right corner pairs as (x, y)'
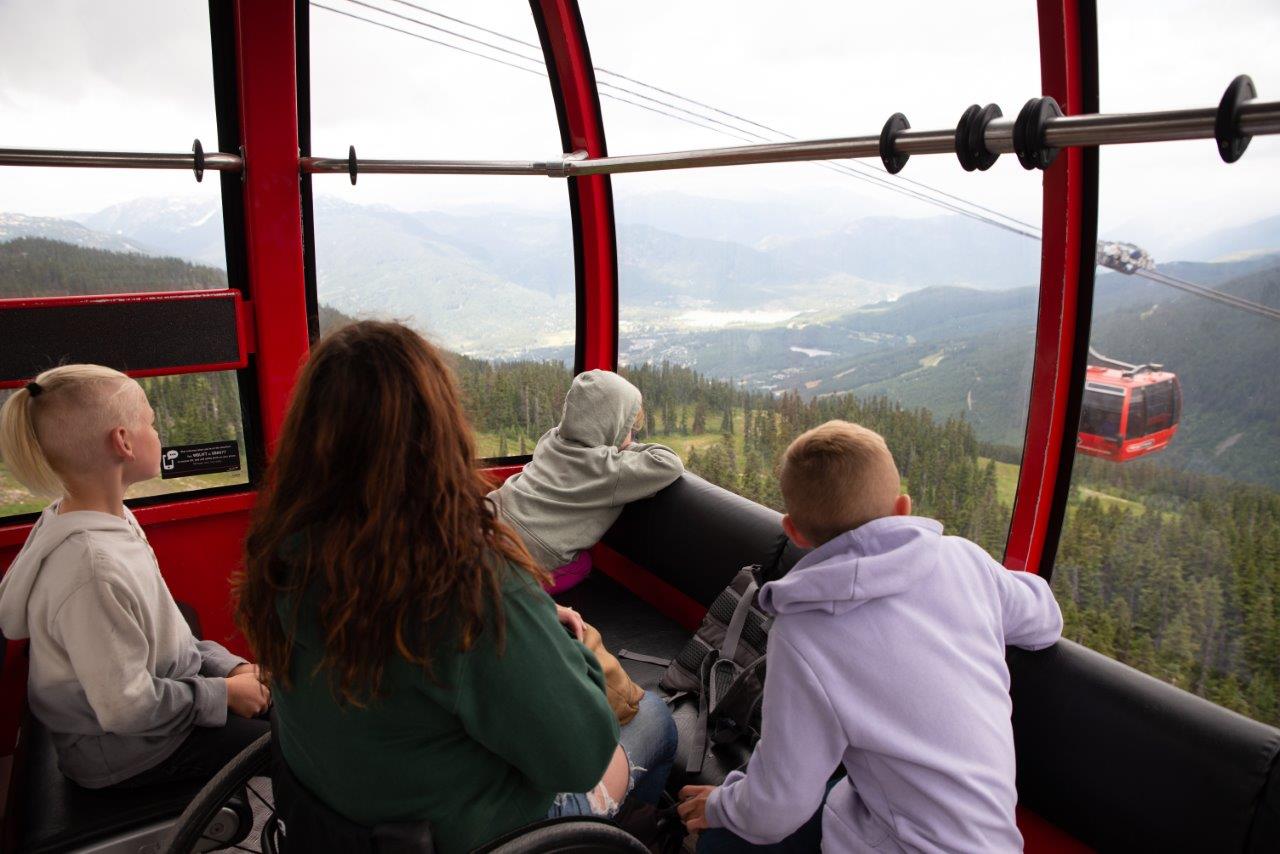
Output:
(677, 784), (716, 831)
(226, 671), (271, 718)
(228, 662), (259, 679)
(556, 605), (585, 641)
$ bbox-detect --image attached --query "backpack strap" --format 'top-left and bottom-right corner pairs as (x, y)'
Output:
(617, 649), (673, 667)
(687, 654), (717, 774)
(719, 580), (759, 662)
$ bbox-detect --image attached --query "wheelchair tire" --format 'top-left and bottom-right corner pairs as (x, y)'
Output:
(475, 817), (649, 853)
(162, 731), (274, 853)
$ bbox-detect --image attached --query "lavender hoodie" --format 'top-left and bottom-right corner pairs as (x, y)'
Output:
(705, 516), (1062, 852)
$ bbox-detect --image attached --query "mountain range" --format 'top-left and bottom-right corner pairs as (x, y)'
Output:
(3, 195), (1278, 487)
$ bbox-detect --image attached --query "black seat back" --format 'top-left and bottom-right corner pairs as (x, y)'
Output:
(604, 473), (805, 606)
(269, 726), (434, 854)
(1010, 641), (1280, 852)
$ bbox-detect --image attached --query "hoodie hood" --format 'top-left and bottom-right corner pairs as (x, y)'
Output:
(558, 370), (642, 448)
(759, 516), (943, 616)
(0, 503), (138, 639)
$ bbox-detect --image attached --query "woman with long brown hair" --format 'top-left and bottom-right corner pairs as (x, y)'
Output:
(235, 321), (674, 853)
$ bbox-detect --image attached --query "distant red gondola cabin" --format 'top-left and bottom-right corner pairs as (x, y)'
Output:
(1077, 365), (1182, 461)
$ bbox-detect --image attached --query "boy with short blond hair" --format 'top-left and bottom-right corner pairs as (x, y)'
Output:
(679, 420), (1062, 853)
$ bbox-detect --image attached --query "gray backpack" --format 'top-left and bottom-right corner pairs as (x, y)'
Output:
(660, 565), (773, 773)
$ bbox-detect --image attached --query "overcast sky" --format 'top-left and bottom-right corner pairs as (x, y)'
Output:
(2, 0), (1278, 255)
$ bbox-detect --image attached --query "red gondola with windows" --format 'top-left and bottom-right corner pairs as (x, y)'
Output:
(1077, 352), (1182, 462)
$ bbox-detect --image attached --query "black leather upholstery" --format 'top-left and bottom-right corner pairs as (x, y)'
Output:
(16, 713), (204, 853)
(1010, 641), (1280, 852)
(603, 474), (805, 607)
(594, 473), (1280, 850)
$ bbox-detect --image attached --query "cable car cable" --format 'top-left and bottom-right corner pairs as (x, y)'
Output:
(314, 2), (1276, 323)
(313, 2), (1042, 233)
(338, 0), (1045, 234)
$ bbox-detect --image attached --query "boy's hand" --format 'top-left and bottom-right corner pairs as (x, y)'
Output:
(228, 663), (259, 679)
(226, 671), (271, 718)
(677, 785), (716, 831)
(556, 605), (585, 641)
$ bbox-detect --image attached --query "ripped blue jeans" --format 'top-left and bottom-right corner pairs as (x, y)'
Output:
(547, 690), (678, 818)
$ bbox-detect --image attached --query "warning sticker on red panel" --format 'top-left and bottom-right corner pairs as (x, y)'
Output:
(160, 441), (242, 479)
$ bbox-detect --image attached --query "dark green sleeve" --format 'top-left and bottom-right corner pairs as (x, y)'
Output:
(454, 572), (620, 794)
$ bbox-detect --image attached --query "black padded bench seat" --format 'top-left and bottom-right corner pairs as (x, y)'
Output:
(594, 473), (1280, 852)
(15, 715), (205, 853)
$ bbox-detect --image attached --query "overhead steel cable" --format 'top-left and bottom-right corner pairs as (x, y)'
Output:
(335, 0), (834, 145)
(378, 0), (1044, 233)
(315, 1), (1276, 322)
(316, 1), (1041, 235)
(1131, 268), (1280, 321)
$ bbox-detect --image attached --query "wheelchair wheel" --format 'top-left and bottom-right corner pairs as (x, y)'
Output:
(162, 731), (276, 853)
(475, 817), (649, 853)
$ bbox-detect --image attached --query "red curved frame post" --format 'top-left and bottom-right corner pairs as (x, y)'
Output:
(530, 0), (618, 372)
(235, 0), (311, 452)
(1005, 0), (1089, 575)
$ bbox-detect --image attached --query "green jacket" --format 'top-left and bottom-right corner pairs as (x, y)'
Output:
(273, 566), (619, 854)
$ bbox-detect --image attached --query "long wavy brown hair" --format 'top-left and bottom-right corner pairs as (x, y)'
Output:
(235, 321), (544, 705)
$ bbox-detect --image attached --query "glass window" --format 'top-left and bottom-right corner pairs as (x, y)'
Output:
(1124, 387), (1146, 439)
(0, 2), (248, 518)
(1145, 381), (1176, 433)
(308, 1), (574, 458)
(1, 371), (249, 519)
(580, 0), (1043, 556)
(1081, 385), (1124, 439)
(1052, 0), (1280, 726)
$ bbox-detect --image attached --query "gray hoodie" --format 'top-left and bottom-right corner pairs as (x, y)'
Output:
(490, 370), (684, 569)
(708, 516), (1062, 852)
(0, 503), (246, 788)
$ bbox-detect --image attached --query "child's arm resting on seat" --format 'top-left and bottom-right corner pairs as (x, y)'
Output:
(57, 579), (231, 735)
(985, 552), (1063, 650)
(611, 443), (684, 505)
(690, 632), (845, 844)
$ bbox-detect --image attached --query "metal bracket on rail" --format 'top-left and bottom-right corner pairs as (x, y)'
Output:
(347, 145), (358, 185)
(543, 149), (588, 178)
(955, 103), (1002, 171)
(879, 113), (911, 174)
(191, 139), (205, 182)
(1013, 97), (1064, 170)
(1215, 74), (1257, 163)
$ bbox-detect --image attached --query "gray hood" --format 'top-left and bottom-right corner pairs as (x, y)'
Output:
(558, 369), (643, 448)
(491, 370), (682, 568)
(0, 503), (138, 639)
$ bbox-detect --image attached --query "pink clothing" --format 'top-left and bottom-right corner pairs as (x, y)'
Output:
(545, 551), (593, 596)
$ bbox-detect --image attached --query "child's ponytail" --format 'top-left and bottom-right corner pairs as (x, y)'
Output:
(0, 364), (135, 500)
(0, 381), (63, 498)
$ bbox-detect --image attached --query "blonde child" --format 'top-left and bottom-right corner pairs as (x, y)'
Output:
(679, 420), (1062, 853)
(490, 369), (684, 593)
(0, 365), (269, 789)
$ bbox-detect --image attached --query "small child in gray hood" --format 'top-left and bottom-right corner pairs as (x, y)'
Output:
(0, 365), (270, 789)
(678, 421), (1062, 853)
(490, 370), (683, 584)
